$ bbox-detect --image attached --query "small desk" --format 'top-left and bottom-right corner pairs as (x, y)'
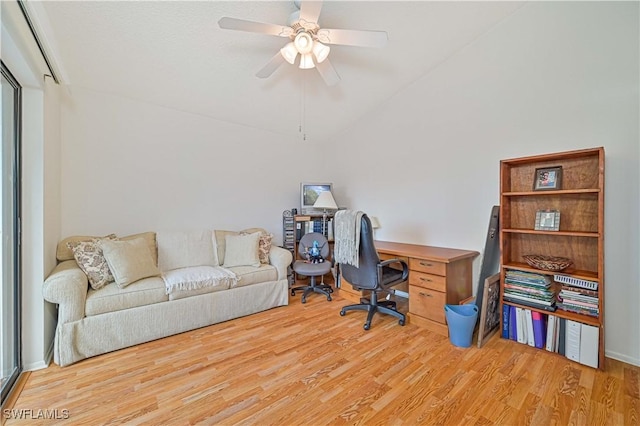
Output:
(339, 241), (479, 336)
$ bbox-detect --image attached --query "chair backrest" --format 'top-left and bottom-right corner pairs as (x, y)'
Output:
(339, 215), (380, 290)
(298, 232), (330, 259)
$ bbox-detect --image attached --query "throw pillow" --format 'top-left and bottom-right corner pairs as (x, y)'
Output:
(223, 232), (261, 268)
(258, 233), (273, 264)
(67, 234), (117, 290)
(240, 231), (273, 265)
(157, 230), (218, 271)
(99, 237), (160, 288)
(58, 233), (118, 262)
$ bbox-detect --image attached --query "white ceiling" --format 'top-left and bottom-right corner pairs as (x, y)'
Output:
(39, 1), (525, 141)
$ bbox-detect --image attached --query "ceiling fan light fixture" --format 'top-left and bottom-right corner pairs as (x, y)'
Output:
(280, 42), (298, 64)
(299, 53), (315, 69)
(312, 41), (330, 63)
(294, 32), (314, 54)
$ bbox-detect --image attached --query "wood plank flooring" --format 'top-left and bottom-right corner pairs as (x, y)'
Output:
(5, 294), (639, 425)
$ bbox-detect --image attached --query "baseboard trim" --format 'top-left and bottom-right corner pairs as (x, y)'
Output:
(606, 350), (640, 367)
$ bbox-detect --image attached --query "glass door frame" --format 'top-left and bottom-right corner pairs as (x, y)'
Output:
(1, 60), (22, 405)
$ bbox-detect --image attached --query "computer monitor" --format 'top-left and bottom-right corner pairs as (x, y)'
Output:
(300, 182), (333, 215)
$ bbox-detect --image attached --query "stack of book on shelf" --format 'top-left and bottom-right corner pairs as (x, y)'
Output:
(501, 308), (600, 368)
(503, 270), (556, 311)
(502, 306), (547, 349)
(297, 217), (334, 241)
(554, 274), (599, 318)
(544, 314), (599, 368)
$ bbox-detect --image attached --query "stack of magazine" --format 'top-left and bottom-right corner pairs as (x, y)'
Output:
(555, 275), (599, 317)
(503, 270), (556, 311)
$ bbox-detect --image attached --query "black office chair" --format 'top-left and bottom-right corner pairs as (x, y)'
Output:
(338, 214), (408, 330)
(291, 232), (333, 303)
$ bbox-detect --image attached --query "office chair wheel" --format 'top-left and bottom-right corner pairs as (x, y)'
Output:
(291, 290), (296, 296)
(339, 310), (346, 316)
(363, 323), (371, 331)
(327, 295), (332, 301)
(399, 319), (405, 326)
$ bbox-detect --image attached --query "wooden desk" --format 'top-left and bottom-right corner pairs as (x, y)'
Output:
(339, 241), (479, 336)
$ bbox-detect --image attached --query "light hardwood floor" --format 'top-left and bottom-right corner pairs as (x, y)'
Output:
(5, 293), (639, 425)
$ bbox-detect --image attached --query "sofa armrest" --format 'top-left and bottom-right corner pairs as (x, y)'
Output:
(269, 246), (293, 280)
(42, 260), (87, 323)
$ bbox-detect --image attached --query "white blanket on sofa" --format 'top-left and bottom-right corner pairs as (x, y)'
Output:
(162, 265), (238, 294)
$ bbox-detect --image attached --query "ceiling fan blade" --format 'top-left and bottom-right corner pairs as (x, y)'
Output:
(315, 58), (340, 86)
(256, 52), (286, 78)
(316, 28), (388, 47)
(218, 17), (293, 38)
(299, 1), (323, 25)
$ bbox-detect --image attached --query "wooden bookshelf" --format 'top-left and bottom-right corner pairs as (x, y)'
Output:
(499, 147), (605, 369)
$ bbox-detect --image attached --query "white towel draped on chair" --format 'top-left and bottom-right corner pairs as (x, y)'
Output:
(333, 210), (364, 268)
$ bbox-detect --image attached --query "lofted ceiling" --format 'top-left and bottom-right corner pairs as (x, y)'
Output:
(39, 1), (525, 141)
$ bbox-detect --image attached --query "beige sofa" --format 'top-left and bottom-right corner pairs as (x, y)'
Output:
(43, 229), (292, 367)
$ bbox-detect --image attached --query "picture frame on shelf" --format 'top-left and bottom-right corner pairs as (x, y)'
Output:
(534, 209), (561, 231)
(533, 166), (562, 190)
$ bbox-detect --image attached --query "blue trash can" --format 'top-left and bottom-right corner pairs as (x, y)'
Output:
(444, 304), (478, 348)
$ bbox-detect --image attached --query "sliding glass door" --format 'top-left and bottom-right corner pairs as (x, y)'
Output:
(1, 62), (22, 404)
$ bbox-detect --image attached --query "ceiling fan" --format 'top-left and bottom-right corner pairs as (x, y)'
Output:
(218, 0), (388, 86)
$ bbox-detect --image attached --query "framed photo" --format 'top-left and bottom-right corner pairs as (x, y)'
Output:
(535, 209), (560, 231)
(533, 166), (562, 191)
(477, 273), (500, 348)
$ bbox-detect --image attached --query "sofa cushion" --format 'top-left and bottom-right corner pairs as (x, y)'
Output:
(120, 232), (158, 266)
(157, 230), (218, 271)
(229, 264), (278, 288)
(215, 228), (269, 266)
(223, 233), (261, 268)
(57, 234), (116, 262)
(67, 234), (117, 290)
(240, 231), (273, 265)
(99, 238), (160, 288)
(57, 232), (157, 265)
(214, 230), (237, 266)
(85, 276), (168, 316)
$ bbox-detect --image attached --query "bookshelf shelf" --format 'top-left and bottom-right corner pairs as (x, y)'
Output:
(499, 147), (605, 369)
(503, 188), (600, 196)
(502, 300), (600, 327)
(502, 262), (599, 282)
(502, 228), (599, 238)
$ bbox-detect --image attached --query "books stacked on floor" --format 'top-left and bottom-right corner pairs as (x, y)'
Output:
(554, 274), (599, 318)
(503, 269), (556, 312)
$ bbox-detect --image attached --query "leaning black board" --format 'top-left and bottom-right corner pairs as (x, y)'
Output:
(475, 205), (500, 317)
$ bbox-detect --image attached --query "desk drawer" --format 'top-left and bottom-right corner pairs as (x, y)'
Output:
(409, 258), (446, 276)
(409, 285), (446, 323)
(409, 271), (446, 292)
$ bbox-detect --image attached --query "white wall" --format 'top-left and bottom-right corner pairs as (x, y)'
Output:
(60, 88), (318, 243)
(329, 2), (639, 365)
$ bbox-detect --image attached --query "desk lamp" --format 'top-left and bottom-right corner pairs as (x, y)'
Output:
(313, 191), (338, 238)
